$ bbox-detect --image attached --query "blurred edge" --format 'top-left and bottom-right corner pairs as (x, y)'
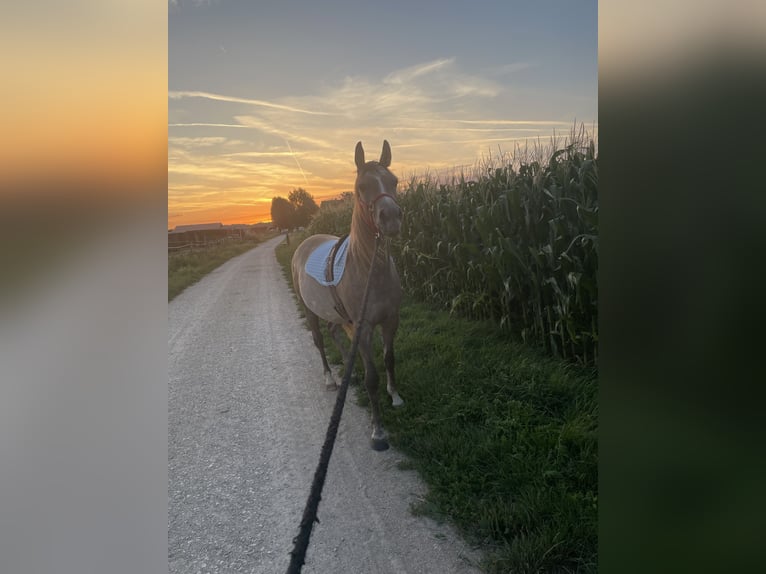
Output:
(2, 1), (766, 573)
(600, 1), (766, 573)
(0, 2), (168, 574)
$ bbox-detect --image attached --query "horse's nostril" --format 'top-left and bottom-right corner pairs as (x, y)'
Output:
(379, 210), (387, 223)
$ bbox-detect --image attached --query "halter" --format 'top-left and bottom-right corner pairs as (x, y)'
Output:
(356, 191), (398, 237)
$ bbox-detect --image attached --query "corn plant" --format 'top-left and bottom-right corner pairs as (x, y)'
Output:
(395, 130), (597, 364)
(307, 197), (354, 237)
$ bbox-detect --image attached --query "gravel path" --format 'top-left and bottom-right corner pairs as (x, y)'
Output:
(168, 235), (481, 574)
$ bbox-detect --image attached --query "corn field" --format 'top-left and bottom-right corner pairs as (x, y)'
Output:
(310, 129), (598, 365)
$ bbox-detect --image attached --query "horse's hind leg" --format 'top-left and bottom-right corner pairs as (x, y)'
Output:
(328, 322), (360, 382)
(305, 309), (337, 389)
(381, 315), (404, 407)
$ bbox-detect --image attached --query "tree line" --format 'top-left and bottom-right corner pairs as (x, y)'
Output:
(270, 188), (319, 230)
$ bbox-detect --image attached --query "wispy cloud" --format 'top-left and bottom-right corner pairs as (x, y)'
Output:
(384, 58), (455, 84)
(385, 126), (551, 133)
(168, 136), (229, 148)
(234, 115), (333, 148)
(323, 57), (501, 116)
(222, 151), (302, 158)
(397, 136), (540, 148)
(169, 90), (335, 116)
(450, 81), (500, 98)
(456, 120), (574, 126)
(169, 0), (219, 8)
(169, 122), (249, 129)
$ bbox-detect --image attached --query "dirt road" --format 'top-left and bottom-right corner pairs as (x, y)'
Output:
(168, 235), (481, 573)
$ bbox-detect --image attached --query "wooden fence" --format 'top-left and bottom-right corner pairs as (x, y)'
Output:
(168, 236), (237, 253)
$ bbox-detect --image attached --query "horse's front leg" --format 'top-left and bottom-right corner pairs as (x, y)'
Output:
(359, 324), (388, 451)
(328, 322), (353, 378)
(381, 315), (403, 407)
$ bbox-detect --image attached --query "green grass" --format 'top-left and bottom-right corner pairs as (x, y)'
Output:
(168, 233), (276, 300)
(386, 305), (597, 573)
(276, 235), (597, 573)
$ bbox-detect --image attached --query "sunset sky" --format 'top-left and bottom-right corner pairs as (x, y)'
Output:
(168, 0), (597, 227)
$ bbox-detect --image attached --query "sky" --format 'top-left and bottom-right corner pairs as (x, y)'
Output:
(168, 0), (597, 227)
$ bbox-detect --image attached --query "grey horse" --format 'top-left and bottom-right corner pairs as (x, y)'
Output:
(291, 140), (403, 451)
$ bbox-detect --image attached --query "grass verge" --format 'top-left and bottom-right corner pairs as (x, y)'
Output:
(275, 235), (597, 573)
(168, 233), (277, 301)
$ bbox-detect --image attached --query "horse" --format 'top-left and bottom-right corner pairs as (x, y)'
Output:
(291, 140), (404, 451)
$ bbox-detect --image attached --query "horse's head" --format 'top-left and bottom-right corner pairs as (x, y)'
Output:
(354, 140), (402, 237)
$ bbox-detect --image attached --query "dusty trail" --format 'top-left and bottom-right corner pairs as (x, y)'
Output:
(168, 235), (480, 573)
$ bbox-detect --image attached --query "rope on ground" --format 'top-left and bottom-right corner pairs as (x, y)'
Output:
(285, 235), (381, 574)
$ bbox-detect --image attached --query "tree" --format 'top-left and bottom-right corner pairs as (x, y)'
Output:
(270, 196), (295, 230)
(288, 188), (319, 228)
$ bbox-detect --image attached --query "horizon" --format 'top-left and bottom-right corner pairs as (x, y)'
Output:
(169, 0), (597, 228)
(168, 191), (354, 228)
(167, 199), (339, 230)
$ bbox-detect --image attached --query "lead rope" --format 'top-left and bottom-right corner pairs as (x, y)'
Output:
(285, 233), (382, 574)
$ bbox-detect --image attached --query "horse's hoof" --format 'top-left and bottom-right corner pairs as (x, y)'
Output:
(371, 437), (390, 451)
(391, 394), (404, 407)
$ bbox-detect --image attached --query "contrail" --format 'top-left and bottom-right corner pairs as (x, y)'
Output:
(169, 90), (334, 116)
(285, 139), (309, 187)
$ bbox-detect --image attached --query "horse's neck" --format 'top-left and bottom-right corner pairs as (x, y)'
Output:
(349, 203), (383, 267)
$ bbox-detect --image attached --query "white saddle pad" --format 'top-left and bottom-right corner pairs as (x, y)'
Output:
(304, 236), (350, 287)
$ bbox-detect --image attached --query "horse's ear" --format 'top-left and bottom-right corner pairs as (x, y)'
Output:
(355, 141), (365, 171)
(380, 140), (391, 168)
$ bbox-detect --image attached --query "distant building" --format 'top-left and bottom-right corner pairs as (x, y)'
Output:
(172, 223), (224, 232)
(168, 222), (277, 249)
(168, 222), (228, 248)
